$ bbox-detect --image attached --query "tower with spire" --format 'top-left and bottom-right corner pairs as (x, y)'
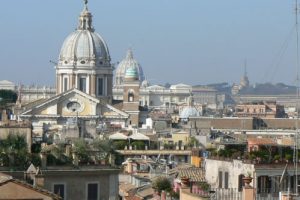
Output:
(240, 60), (250, 89)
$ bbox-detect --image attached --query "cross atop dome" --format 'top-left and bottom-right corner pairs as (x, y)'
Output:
(126, 49), (134, 60)
(83, 0), (88, 9)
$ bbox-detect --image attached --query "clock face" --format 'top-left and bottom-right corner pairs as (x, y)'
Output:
(67, 101), (81, 112)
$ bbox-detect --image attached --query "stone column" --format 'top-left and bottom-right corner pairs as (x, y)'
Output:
(88, 74), (91, 95)
(242, 177), (254, 200)
(60, 74), (63, 93)
(56, 74), (59, 94)
(243, 187), (255, 200)
(72, 73), (76, 88)
(75, 74), (78, 90)
(91, 74), (96, 96)
(161, 190), (166, 200)
(68, 74), (72, 90)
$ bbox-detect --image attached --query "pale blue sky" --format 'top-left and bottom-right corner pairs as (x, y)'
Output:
(0, 0), (298, 86)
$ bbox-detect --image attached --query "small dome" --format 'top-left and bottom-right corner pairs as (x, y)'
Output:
(57, 5), (110, 68)
(114, 49), (145, 87)
(125, 67), (138, 80)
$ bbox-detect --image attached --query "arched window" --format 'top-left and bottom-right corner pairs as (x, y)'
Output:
(128, 90), (134, 102)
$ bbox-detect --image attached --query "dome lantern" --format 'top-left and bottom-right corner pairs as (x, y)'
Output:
(78, 0), (94, 31)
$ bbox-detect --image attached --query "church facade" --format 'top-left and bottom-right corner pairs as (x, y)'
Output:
(20, 2), (128, 138)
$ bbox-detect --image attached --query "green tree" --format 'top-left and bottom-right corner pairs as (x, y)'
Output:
(0, 134), (29, 168)
(131, 141), (145, 150)
(0, 90), (17, 106)
(187, 137), (199, 148)
(92, 139), (115, 162)
(152, 176), (172, 194)
(73, 139), (90, 163)
(112, 140), (128, 150)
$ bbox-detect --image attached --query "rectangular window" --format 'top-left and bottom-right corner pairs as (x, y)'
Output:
(224, 172), (229, 189)
(54, 184), (65, 199)
(87, 183), (98, 200)
(64, 77), (68, 92)
(218, 171), (223, 188)
(79, 77), (86, 92)
(98, 78), (103, 96)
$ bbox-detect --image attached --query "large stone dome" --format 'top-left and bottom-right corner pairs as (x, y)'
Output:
(58, 5), (110, 68)
(114, 49), (145, 87)
(55, 1), (113, 101)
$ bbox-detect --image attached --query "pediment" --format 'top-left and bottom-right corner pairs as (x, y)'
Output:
(101, 104), (129, 119)
(21, 88), (100, 116)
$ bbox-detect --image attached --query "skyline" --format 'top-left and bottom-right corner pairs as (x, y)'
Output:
(0, 0), (299, 86)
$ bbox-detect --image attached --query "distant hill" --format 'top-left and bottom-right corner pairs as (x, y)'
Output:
(194, 82), (298, 95)
(239, 83), (297, 95)
(194, 82), (232, 93)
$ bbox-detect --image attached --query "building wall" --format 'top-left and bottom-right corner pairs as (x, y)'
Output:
(205, 159), (254, 189)
(180, 188), (208, 200)
(113, 87), (191, 108)
(42, 169), (119, 200)
(191, 156), (202, 168)
(190, 117), (300, 131)
(190, 117), (253, 131)
(172, 132), (190, 146)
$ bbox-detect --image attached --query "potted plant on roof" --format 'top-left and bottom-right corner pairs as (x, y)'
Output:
(242, 172), (253, 187)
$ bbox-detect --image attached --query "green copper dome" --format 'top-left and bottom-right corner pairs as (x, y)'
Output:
(125, 66), (138, 80)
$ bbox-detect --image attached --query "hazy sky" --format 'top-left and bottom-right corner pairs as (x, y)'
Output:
(0, 0), (299, 86)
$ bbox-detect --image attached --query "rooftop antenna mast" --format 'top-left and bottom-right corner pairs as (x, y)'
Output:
(294, 0), (300, 195)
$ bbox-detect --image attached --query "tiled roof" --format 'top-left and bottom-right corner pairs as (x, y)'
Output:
(0, 177), (61, 199)
(247, 137), (276, 145)
(119, 182), (137, 192)
(169, 165), (205, 182)
(177, 167), (205, 182)
(0, 173), (12, 183)
(136, 184), (155, 198)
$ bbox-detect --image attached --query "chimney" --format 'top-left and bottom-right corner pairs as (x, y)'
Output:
(40, 153), (47, 169)
(34, 168), (44, 188)
(1, 110), (8, 122)
(161, 190), (166, 200)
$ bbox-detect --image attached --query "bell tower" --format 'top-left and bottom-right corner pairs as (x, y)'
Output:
(122, 67), (140, 126)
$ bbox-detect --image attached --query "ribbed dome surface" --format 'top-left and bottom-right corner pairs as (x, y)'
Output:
(57, 5), (110, 68)
(125, 67), (138, 80)
(59, 30), (110, 66)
